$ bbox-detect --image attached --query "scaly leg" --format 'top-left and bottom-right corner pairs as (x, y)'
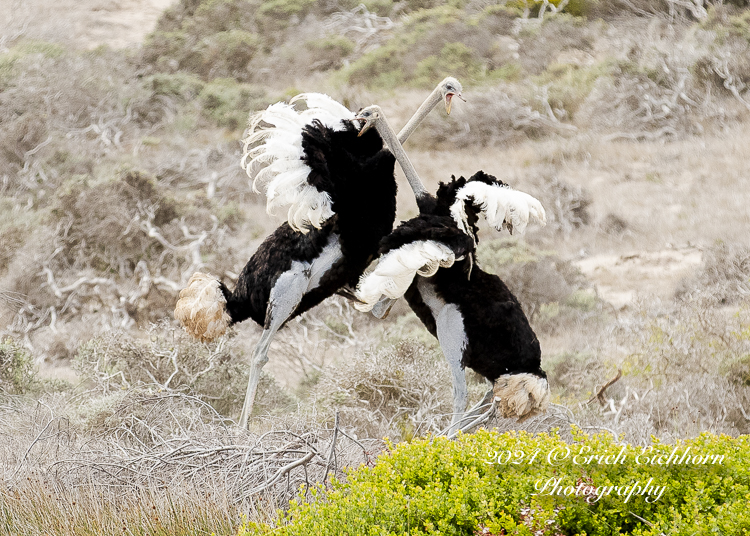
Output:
(239, 263), (309, 428)
(435, 304), (469, 435)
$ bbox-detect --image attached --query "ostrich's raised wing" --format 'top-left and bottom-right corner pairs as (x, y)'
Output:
(450, 171), (546, 237)
(354, 215), (474, 312)
(241, 94), (355, 233)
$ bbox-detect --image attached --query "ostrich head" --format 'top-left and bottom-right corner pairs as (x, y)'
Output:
(354, 104), (431, 201)
(439, 76), (464, 115)
(355, 105), (383, 137)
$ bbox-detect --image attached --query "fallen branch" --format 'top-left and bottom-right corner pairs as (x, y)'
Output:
(586, 369), (623, 407)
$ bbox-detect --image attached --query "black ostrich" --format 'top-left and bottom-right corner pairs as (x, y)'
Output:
(174, 80), (462, 428)
(353, 105), (549, 432)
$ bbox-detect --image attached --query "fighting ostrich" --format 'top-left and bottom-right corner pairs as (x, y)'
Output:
(174, 79), (463, 428)
(352, 105), (550, 433)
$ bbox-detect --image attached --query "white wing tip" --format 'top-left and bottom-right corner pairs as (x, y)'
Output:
(355, 241), (456, 311)
(453, 181), (547, 236)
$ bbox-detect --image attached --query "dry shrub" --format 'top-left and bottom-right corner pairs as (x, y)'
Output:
(311, 340), (487, 440)
(577, 19), (750, 139)
(141, 0), (373, 84)
(2, 167), (231, 349)
(569, 300), (750, 443)
(544, 351), (610, 400)
(416, 85), (574, 148)
(477, 237), (590, 319)
(0, 392), (381, 532)
(52, 170), (182, 273)
(73, 325), (294, 419)
(677, 242), (750, 305)
(0, 43), (149, 183)
(516, 14), (597, 76)
(580, 61), (706, 139)
(533, 173), (592, 235)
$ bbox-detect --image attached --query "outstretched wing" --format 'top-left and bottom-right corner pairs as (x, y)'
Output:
(450, 171), (546, 237)
(354, 215), (474, 312)
(241, 93), (355, 233)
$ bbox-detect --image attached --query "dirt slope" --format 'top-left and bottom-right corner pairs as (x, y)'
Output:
(2, 0), (175, 49)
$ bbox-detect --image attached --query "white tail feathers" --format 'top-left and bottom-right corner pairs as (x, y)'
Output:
(354, 240), (457, 312)
(242, 94), (354, 233)
(451, 182), (547, 237)
(174, 272), (231, 343)
(493, 373), (550, 422)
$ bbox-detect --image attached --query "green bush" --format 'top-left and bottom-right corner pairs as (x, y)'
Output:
(142, 72), (205, 101)
(0, 338), (38, 395)
(198, 78), (268, 129)
(344, 4), (522, 89)
(243, 429), (750, 535)
(414, 42), (485, 87)
(257, 0), (317, 20)
(307, 35), (356, 70)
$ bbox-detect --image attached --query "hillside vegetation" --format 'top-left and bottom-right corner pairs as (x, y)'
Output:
(1, 0), (750, 533)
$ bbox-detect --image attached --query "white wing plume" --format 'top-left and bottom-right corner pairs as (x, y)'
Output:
(354, 240), (457, 312)
(450, 182), (547, 236)
(241, 93), (355, 233)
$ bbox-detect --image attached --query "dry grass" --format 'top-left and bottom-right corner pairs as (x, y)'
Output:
(0, 390), (381, 534)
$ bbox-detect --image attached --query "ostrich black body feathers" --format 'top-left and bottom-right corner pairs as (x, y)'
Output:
(223, 121), (397, 329)
(403, 262), (544, 382)
(360, 170), (548, 423)
(384, 171), (544, 382)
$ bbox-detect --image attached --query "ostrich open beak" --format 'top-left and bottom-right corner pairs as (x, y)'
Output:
(445, 92), (465, 115)
(356, 117), (373, 137)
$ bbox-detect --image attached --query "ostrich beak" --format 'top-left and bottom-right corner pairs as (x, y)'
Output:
(445, 92), (466, 115)
(356, 118), (373, 137)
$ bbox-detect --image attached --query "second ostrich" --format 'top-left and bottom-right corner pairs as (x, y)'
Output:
(353, 105), (550, 431)
(175, 79), (462, 428)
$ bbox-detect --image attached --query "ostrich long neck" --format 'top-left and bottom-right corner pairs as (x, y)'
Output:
(374, 113), (429, 201)
(396, 84), (442, 145)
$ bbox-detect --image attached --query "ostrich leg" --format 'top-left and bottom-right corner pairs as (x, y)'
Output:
(435, 304), (469, 435)
(239, 263), (310, 428)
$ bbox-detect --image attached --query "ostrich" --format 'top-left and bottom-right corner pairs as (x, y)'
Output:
(174, 79), (463, 428)
(352, 105), (550, 432)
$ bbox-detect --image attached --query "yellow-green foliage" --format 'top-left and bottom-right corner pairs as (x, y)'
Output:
(243, 429), (750, 535)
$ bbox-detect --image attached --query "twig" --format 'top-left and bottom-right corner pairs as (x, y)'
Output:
(586, 369), (623, 406)
(241, 451), (316, 499)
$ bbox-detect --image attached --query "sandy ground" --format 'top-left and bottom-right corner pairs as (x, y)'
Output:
(1, 0), (176, 49)
(574, 248), (703, 308)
